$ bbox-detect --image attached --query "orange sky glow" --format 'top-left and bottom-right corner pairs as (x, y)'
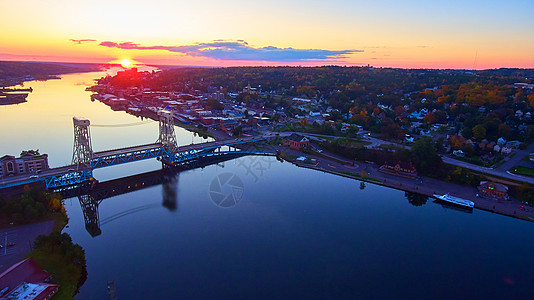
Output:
(1, 0), (533, 69)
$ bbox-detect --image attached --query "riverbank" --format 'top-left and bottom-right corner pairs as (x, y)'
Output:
(276, 145), (534, 222)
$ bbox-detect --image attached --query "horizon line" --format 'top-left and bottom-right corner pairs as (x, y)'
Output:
(1, 58), (533, 71)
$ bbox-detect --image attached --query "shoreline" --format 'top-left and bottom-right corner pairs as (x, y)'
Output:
(277, 146), (534, 223)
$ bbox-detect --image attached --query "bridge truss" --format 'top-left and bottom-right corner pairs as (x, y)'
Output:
(37, 111), (275, 189)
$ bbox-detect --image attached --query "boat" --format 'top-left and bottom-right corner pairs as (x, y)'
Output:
(433, 193), (474, 209)
(433, 199), (473, 214)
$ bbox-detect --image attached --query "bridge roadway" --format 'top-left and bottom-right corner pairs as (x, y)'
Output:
(92, 136), (265, 159)
(0, 136), (270, 190)
(0, 164), (85, 189)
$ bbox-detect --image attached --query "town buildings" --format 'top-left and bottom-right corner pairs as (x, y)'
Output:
(379, 161), (418, 178)
(478, 181), (509, 200)
(0, 152), (49, 177)
(0, 258), (59, 300)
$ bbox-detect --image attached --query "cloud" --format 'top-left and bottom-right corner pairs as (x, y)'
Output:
(70, 39), (97, 44)
(98, 40), (362, 62)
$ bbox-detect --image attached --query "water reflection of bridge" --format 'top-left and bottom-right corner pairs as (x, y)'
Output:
(60, 154), (246, 237)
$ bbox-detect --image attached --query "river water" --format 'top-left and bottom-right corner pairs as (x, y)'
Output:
(1, 69), (533, 299)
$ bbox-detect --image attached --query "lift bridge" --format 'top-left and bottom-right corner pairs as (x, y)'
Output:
(8, 110), (274, 190)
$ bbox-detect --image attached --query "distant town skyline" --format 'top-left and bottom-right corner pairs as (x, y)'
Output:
(1, 0), (533, 69)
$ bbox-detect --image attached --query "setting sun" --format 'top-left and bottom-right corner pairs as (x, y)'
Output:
(121, 59), (132, 68)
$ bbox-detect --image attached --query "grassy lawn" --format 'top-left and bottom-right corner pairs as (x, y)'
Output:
(510, 166), (534, 177)
(284, 154), (297, 161)
(310, 135), (335, 140)
(338, 171), (381, 182)
(51, 212), (68, 232)
(344, 139), (371, 148)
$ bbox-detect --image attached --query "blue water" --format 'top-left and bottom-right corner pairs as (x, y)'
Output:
(63, 156), (534, 299)
(1, 70), (533, 299)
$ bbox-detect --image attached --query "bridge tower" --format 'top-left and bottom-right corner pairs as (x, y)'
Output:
(157, 110), (177, 152)
(72, 117), (93, 169)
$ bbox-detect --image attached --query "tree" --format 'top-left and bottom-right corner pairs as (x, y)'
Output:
(346, 125), (359, 137)
(462, 143), (475, 156)
(528, 93), (534, 108)
(232, 125), (242, 137)
(472, 124), (486, 140)
(405, 192), (428, 206)
(411, 136), (441, 174)
(319, 122), (335, 135)
(461, 127), (473, 139)
(20, 149), (40, 156)
(450, 135), (466, 149)
(206, 98), (224, 110)
(498, 123), (512, 140)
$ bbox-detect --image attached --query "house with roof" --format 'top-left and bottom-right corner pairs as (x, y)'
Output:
(478, 181), (509, 201)
(379, 161), (417, 178)
(500, 146), (512, 154)
(0, 257), (58, 300)
(283, 134), (310, 151)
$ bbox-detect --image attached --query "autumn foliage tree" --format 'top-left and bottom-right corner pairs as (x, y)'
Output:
(472, 124), (487, 140)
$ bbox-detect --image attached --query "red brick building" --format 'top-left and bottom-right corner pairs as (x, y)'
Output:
(283, 134), (310, 150)
(379, 161), (418, 178)
(478, 181), (509, 200)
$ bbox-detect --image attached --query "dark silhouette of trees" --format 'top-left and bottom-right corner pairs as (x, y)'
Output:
(405, 192), (428, 206)
(411, 136), (442, 175)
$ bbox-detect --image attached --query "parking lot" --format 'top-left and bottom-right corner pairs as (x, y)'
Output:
(0, 221), (54, 273)
(0, 229), (18, 257)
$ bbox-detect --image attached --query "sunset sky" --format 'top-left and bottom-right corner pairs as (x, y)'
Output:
(1, 0), (533, 69)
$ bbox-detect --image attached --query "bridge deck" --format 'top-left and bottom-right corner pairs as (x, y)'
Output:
(93, 137), (265, 157)
(1, 137), (269, 189)
(176, 137), (266, 152)
(93, 142), (163, 158)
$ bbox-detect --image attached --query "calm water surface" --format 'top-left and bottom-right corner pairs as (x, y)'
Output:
(1, 70), (533, 299)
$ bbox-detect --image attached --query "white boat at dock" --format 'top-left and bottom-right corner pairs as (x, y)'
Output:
(433, 193), (475, 209)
